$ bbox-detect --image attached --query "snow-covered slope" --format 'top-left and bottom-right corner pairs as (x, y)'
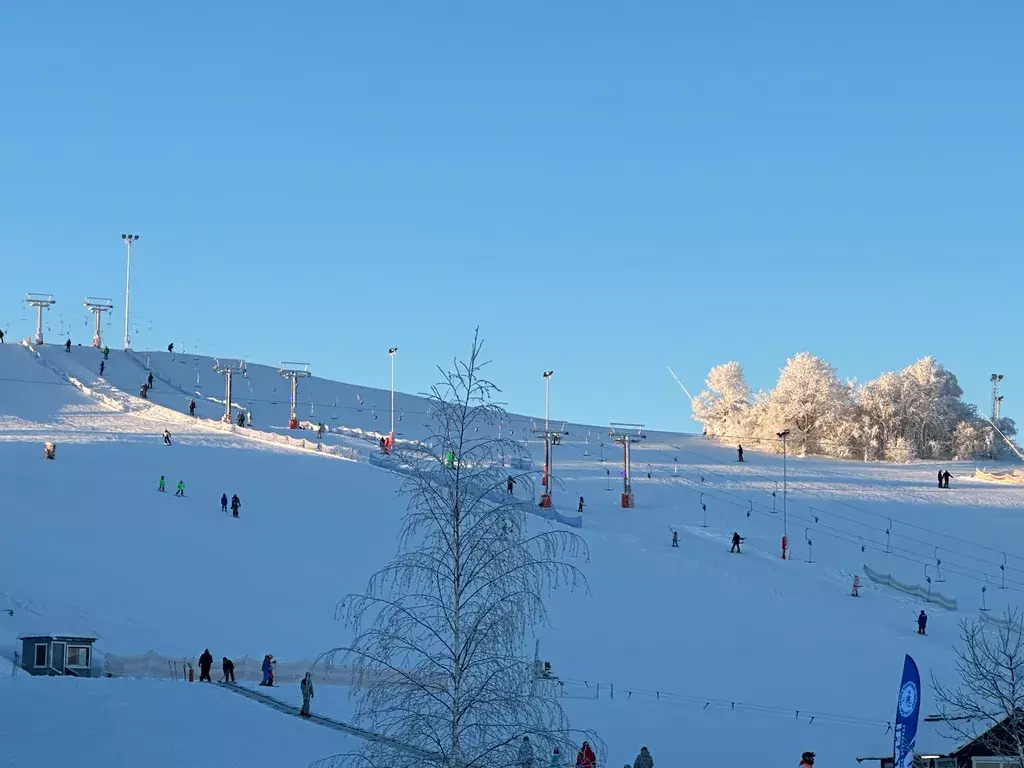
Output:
(3, 341), (1024, 767)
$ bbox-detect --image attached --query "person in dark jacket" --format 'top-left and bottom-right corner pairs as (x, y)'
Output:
(231, 494), (240, 518)
(672, 531), (679, 548)
(800, 752), (815, 768)
(198, 649), (213, 682)
(65, 338), (71, 353)
(99, 360), (105, 376)
(221, 657), (235, 683)
(737, 444), (744, 462)
(163, 429), (172, 446)
(731, 531), (744, 553)
(140, 383), (149, 398)
(577, 496), (585, 514)
(221, 493), (228, 513)
(300, 672), (315, 717)
(942, 470), (952, 489)
(507, 475), (516, 494)
(148, 372), (154, 388)
(189, 399), (196, 417)
(918, 610), (928, 635)
(167, 343), (174, 354)
(236, 410), (245, 427)
(0, 329), (4, 343)
(633, 746), (653, 768)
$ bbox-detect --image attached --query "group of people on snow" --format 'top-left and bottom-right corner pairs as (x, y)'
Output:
(157, 476), (186, 496)
(937, 470), (953, 489)
(220, 493), (242, 517)
(515, 738), (602, 768)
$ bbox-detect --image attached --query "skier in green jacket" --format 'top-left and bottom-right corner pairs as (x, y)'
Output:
(158, 476), (166, 493)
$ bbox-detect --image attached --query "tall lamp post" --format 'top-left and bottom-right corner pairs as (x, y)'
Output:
(777, 429), (790, 559)
(388, 347), (398, 440)
(121, 234), (139, 350)
(541, 371), (554, 503)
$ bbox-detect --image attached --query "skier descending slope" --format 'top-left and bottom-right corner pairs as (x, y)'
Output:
(163, 429), (172, 446)
(158, 476), (166, 493)
(730, 531), (744, 553)
(175, 480), (185, 497)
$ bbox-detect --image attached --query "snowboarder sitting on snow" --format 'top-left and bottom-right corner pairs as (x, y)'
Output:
(731, 531), (744, 553)
(221, 657), (235, 683)
(918, 610), (928, 635)
(163, 429), (172, 446)
(221, 493), (228, 513)
(800, 752), (815, 768)
(576, 741), (596, 768)
(300, 672), (315, 717)
(158, 476), (166, 492)
(737, 444), (744, 462)
(231, 494), (240, 518)
(517, 736), (536, 768)
(189, 399), (196, 417)
(175, 480), (185, 497)
(198, 649), (213, 682)
(633, 746), (654, 768)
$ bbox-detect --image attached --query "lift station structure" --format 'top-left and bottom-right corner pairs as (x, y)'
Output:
(278, 362), (311, 429)
(83, 297), (114, 348)
(25, 293), (56, 345)
(213, 359), (246, 423)
(609, 423), (646, 508)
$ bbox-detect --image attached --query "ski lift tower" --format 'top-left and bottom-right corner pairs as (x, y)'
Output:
(83, 297), (114, 348)
(213, 359), (244, 423)
(25, 293), (56, 345)
(278, 362), (311, 429)
(609, 423), (646, 508)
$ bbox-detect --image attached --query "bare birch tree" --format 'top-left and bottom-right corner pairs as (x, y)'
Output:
(315, 331), (597, 768)
(932, 610), (1024, 765)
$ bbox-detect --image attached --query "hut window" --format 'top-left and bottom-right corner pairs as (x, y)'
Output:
(66, 645), (90, 668)
(33, 644), (47, 667)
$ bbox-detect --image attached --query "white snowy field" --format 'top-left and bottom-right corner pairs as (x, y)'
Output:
(0, 675), (356, 767)
(2, 341), (1024, 766)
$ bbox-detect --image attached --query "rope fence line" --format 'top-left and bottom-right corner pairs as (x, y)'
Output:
(545, 675), (892, 732)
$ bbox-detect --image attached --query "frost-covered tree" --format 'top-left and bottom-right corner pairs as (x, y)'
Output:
(952, 421), (987, 461)
(759, 353), (854, 457)
(932, 611), (1024, 767)
(691, 362), (751, 437)
(317, 332), (597, 768)
(885, 435), (917, 464)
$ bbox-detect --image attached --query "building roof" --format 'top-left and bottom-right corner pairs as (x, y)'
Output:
(18, 634), (97, 642)
(858, 718), (966, 761)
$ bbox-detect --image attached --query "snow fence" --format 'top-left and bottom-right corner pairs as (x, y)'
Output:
(862, 564), (958, 611)
(973, 468), (1024, 485)
(102, 652), (401, 686)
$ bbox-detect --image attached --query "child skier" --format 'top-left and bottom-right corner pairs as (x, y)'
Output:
(158, 476), (166, 493)
(175, 480), (185, 497)
(731, 531), (744, 553)
(221, 494), (228, 513)
(917, 610), (928, 635)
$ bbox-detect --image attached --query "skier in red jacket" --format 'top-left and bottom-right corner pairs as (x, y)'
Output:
(576, 741), (596, 768)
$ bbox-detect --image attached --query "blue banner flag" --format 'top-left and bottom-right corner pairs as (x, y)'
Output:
(894, 654), (922, 768)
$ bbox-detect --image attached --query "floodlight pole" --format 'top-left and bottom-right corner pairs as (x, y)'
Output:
(389, 347), (398, 439)
(121, 234), (139, 350)
(542, 371), (554, 500)
(778, 429), (790, 558)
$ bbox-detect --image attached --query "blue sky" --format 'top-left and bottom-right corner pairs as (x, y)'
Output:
(1, 2), (1021, 432)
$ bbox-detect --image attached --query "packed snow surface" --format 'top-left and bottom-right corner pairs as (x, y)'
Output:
(2, 341), (1024, 766)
